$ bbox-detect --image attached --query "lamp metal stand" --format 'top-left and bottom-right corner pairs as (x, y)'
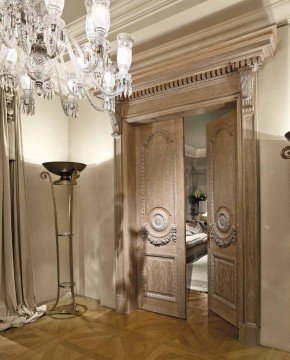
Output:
(40, 170), (81, 316)
(282, 131), (290, 159)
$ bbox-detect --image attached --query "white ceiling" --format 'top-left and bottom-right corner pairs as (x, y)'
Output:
(64, 0), (290, 68)
(63, 0), (86, 25)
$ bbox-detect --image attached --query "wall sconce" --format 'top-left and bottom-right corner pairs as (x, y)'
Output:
(281, 131), (290, 159)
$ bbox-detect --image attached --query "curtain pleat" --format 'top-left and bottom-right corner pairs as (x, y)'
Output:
(0, 89), (44, 330)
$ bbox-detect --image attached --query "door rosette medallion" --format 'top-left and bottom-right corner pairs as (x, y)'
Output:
(210, 206), (237, 248)
(150, 209), (169, 231)
(142, 208), (177, 246)
(216, 207), (231, 233)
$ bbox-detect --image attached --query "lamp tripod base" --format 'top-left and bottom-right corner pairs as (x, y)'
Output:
(48, 302), (81, 316)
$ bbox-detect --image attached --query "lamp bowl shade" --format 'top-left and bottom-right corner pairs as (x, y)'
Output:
(42, 162), (87, 184)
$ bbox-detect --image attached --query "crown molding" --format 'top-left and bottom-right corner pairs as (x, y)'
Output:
(67, 0), (289, 67)
(131, 0), (289, 69)
(67, 0), (184, 43)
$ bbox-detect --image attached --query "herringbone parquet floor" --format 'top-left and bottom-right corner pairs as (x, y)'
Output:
(0, 291), (289, 360)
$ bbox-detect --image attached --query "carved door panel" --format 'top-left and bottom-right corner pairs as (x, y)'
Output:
(136, 118), (185, 318)
(207, 110), (239, 327)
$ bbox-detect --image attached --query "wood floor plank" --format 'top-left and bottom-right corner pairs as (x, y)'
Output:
(0, 292), (289, 360)
(0, 336), (37, 360)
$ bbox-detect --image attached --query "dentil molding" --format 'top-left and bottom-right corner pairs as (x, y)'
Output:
(128, 26), (278, 99)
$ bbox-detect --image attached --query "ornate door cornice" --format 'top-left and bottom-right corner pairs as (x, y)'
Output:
(129, 25), (278, 98)
(114, 25), (279, 132)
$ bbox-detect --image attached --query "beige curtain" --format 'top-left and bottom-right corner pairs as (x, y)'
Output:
(0, 89), (45, 330)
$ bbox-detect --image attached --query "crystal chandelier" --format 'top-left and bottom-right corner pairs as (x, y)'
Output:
(0, 0), (134, 128)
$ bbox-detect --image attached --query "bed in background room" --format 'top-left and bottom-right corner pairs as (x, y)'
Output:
(186, 221), (208, 263)
(186, 221), (208, 292)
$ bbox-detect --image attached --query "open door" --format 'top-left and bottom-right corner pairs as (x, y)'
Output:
(136, 118), (186, 319)
(207, 110), (240, 327)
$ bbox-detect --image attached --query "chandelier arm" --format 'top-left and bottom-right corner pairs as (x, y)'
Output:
(67, 34), (94, 74)
(65, 35), (83, 76)
(65, 35), (93, 97)
(90, 74), (118, 97)
(84, 87), (104, 112)
(60, 55), (78, 97)
(67, 34), (118, 98)
(60, 55), (69, 83)
(0, 47), (8, 71)
(55, 59), (72, 114)
(67, 34), (85, 61)
(55, 59), (66, 97)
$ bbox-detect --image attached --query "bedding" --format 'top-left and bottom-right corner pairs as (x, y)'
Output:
(186, 221), (208, 263)
(186, 233), (208, 249)
(186, 222), (203, 235)
(186, 242), (208, 263)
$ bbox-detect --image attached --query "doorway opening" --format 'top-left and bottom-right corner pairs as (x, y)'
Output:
(184, 105), (236, 319)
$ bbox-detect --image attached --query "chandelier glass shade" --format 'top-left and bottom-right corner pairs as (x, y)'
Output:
(0, 0), (134, 124)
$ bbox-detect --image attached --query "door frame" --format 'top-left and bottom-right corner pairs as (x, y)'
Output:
(114, 25), (279, 346)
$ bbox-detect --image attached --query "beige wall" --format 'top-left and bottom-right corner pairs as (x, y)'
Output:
(22, 96), (115, 309)
(258, 25), (290, 353)
(22, 96), (70, 303)
(69, 100), (115, 309)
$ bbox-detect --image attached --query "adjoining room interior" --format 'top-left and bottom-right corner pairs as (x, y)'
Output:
(184, 108), (234, 296)
(0, 1), (290, 359)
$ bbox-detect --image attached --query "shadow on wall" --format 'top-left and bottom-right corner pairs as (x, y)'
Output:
(24, 162), (70, 304)
(259, 133), (290, 353)
(74, 158), (115, 309)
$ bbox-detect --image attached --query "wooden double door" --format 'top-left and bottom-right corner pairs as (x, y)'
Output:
(135, 110), (240, 326)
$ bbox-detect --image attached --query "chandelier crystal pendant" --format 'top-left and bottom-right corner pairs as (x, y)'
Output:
(0, 0), (134, 135)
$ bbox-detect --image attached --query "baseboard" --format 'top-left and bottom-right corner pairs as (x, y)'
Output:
(239, 322), (260, 346)
(116, 294), (138, 314)
(116, 295), (127, 313)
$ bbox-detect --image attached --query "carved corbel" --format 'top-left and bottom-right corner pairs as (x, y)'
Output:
(239, 59), (260, 114)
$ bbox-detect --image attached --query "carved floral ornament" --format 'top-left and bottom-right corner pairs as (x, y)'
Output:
(209, 206), (237, 248)
(239, 60), (260, 100)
